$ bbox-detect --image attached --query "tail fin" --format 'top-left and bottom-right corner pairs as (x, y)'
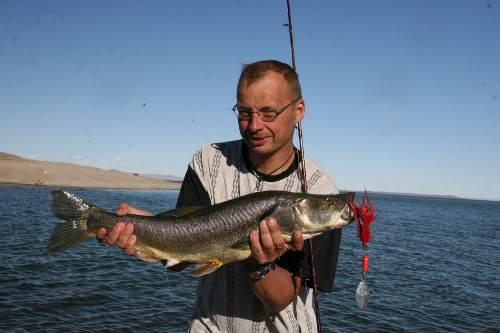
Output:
(48, 191), (95, 253)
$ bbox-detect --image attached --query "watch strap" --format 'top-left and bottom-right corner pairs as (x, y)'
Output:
(248, 262), (276, 281)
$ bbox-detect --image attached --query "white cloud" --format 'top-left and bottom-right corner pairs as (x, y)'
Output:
(114, 155), (124, 161)
(72, 155), (82, 160)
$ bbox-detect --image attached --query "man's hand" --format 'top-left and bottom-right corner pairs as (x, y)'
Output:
(249, 217), (304, 265)
(246, 217), (305, 313)
(96, 203), (152, 256)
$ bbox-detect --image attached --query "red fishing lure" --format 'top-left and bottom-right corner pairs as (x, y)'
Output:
(356, 190), (375, 247)
(348, 190), (376, 309)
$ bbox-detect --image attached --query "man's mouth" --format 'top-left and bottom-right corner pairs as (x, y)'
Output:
(247, 136), (270, 146)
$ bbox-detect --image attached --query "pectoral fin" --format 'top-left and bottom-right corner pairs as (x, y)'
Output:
(167, 261), (193, 272)
(164, 259), (193, 271)
(164, 259), (181, 268)
(190, 260), (223, 277)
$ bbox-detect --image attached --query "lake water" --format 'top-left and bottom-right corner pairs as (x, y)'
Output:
(0, 186), (499, 332)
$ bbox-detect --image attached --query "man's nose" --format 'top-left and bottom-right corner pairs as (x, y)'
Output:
(247, 112), (264, 131)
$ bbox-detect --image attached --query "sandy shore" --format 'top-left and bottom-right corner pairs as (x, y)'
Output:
(0, 152), (181, 190)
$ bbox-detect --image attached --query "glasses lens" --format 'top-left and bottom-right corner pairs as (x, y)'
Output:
(236, 109), (276, 122)
(260, 112), (277, 122)
(233, 100), (298, 122)
(236, 108), (251, 120)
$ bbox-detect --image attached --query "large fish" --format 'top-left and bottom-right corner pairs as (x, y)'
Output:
(48, 190), (355, 276)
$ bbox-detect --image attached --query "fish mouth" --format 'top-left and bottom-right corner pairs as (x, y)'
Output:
(293, 204), (354, 233)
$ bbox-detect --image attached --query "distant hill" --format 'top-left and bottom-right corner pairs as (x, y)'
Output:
(107, 170), (183, 183)
(0, 152), (25, 161)
(340, 189), (460, 200)
(364, 190), (459, 199)
(140, 173), (183, 182)
(0, 152), (181, 190)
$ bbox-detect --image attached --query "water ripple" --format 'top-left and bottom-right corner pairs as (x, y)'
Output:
(1, 187), (499, 332)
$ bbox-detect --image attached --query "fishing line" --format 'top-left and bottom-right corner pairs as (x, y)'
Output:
(284, 1), (322, 331)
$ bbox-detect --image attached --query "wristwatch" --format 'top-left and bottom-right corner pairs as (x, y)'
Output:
(248, 262), (276, 281)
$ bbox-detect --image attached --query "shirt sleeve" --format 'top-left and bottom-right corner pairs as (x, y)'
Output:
(176, 166), (211, 208)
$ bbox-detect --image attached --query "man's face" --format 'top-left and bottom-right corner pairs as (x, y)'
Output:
(237, 71), (304, 158)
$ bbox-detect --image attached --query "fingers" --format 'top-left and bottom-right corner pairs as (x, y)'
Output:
(116, 223), (134, 248)
(128, 206), (153, 216)
(95, 202), (143, 257)
(265, 218), (288, 255)
(249, 218), (288, 264)
(289, 231), (304, 252)
(105, 222), (125, 245)
(116, 203), (153, 217)
(96, 227), (107, 241)
(116, 203), (129, 216)
(98, 223), (137, 256)
(259, 219), (275, 256)
(249, 229), (263, 262)
(124, 234), (137, 256)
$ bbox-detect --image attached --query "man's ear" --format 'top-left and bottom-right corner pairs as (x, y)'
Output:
(294, 98), (305, 124)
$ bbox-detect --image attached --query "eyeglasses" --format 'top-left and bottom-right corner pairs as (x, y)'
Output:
(232, 96), (302, 122)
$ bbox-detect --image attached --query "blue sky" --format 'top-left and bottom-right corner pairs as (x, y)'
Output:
(1, 1), (499, 200)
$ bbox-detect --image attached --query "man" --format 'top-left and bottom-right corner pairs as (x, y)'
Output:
(97, 60), (342, 332)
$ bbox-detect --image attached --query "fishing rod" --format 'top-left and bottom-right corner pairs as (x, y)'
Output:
(285, 2), (376, 324)
(284, 1), (322, 331)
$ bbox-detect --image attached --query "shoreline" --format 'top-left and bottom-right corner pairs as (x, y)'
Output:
(0, 182), (181, 192)
(0, 153), (182, 191)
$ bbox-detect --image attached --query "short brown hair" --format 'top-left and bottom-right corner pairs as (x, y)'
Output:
(237, 60), (302, 99)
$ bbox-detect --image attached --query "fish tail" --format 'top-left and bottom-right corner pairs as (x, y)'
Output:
(48, 191), (95, 253)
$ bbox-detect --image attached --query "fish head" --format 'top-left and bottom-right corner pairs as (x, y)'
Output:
(290, 192), (355, 235)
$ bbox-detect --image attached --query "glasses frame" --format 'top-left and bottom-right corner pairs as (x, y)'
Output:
(232, 96), (302, 122)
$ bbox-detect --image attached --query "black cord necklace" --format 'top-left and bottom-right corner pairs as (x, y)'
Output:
(250, 148), (295, 178)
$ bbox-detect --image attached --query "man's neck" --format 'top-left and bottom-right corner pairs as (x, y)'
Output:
(248, 145), (296, 176)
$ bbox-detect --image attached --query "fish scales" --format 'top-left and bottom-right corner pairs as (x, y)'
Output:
(48, 190), (355, 276)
